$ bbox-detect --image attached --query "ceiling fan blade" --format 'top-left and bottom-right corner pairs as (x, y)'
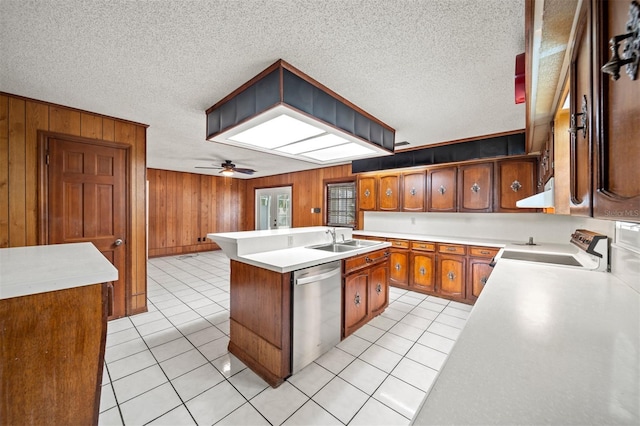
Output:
(195, 166), (222, 169)
(234, 168), (256, 175)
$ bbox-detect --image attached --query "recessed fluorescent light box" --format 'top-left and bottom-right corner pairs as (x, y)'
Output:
(205, 60), (395, 164)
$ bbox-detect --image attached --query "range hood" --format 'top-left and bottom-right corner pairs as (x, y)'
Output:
(516, 177), (555, 208)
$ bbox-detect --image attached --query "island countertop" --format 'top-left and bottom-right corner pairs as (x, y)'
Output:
(0, 242), (118, 300)
(412, 258), (640, 425)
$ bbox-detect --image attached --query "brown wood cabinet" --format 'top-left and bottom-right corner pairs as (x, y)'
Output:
(467, 246), (499, 302)
(378, 173), (400, 211)
(495, 158), (538, 212)
(437, 254), (466, 300)
(427, 166), (458, 212)
(410, 251), (435, 292)
(401, 171), (426, 211)
(388, 239), (410, 288)
(592, 0), (640, 221)
(357, 175), (377, 211)
(343, 248), (390, 337)
(458, 163), (493, 212)
(569, 0), (593, 217)
(1, 284), (108, 425)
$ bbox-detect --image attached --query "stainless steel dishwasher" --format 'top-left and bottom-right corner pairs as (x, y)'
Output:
(292, 260), (342, 374)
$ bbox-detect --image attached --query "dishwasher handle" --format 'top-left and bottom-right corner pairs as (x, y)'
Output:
(295, 268), (341, 286)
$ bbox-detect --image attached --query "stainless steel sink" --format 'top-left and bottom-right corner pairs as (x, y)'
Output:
(338, 239), (380, 248)
(307, 239), (380, 253)
(308, 243), (360, 252)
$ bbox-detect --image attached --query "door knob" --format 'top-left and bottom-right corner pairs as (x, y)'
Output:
(114, 238), (123, 246)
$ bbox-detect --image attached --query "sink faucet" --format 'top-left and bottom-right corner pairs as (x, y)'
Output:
(326, 228), (336, 244)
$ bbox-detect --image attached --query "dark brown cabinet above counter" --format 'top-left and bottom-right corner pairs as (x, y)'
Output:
(357, 156), (538, 213)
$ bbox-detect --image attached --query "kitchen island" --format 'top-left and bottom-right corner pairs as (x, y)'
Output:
(412, 257), (640, 425)
(0, 243), (118, 425)
(208, 227), (391, 387)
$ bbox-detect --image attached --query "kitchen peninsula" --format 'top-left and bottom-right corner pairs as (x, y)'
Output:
(208, 227), (391, 387)
(0, 243), (118, 425)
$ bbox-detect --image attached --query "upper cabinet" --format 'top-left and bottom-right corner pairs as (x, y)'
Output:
(495, 158), (538, 212)
(378, 173), (401, 211)
(401, 171), (426, 212)
(427, 166), (458, 212)
(356, 156), (538, 214)
(458, 163), (493, 213)
(358, 176), (377, 211)
(592, 0), (640, 221)
(568, 0), (593, 217)
(528, 0), (640, 222)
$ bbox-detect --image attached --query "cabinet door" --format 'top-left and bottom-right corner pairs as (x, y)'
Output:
(410, 252), (435, 292)
(468, 258), (493, 303)
(569, 1), (593, 217)
(427, 166), (457, 212)
(369, 263), (389, 317)
(402, 171), (425, 211)
(593, 0), (640, 221)
(495, 159), (537, 212)
(389, 249), (409, 287)
(378, 174), (400, 211)
(358, 176), (377, 211)
(437, 255), (466, 299)
(344, 271), (370, 337)
(458, 163), (493, 212)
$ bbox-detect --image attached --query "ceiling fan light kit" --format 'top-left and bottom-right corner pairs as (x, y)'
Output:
(195, 160), (256, 176)
(205, 60), (395, 165)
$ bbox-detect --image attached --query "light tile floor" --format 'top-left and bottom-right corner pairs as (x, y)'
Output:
(99, 251), (472, 425)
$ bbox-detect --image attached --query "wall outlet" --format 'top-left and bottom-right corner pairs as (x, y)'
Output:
(411, 217), (416, 225)
(288, 236), (294, 247)
(311, 207), (321, 213)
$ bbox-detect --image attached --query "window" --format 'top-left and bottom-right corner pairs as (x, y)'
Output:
(326, 181), (356, 227)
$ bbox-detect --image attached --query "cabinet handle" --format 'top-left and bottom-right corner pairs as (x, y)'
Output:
(446, 247), (457, 251)
(395, 263), (401, 271)
(601, 3), (640, 81)
(510, 180), (522, 192)
(438, 185), (446, 195)
(376, 283), (382, 294)
(447, 271), (456, 281)
(471, 183), (480, 193)
(354, 292), (361, 307)
(364, 189), (371, 197)
(480, 250), (490, 255)
(410, 187), (417, 196)
(419, 267), (426, 276)
(480, 276), (488, 285)
(568, 95), (588, 138)
(386, 188), (393, 197)
(366, 252), (389, 263)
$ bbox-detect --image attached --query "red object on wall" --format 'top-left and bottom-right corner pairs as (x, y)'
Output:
(515, 53), (525, 104)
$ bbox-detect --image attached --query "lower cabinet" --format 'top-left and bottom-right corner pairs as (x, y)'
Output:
(437, 255), (466, 299)
(409, 241), (436, 292)
(343, 248), (390, 338)
(388, 239), (410, 288)
(467, 246), (499, 302)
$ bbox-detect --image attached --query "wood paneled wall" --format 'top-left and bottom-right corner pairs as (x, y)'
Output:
(0, 92), (148, 315)
(147, 169), (246, 257)
(243, 164), (355, 230)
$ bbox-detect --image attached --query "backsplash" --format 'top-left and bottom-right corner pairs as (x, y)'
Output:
(363, 212), (615, 245)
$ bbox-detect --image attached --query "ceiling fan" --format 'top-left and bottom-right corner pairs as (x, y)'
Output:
(195, 160), (256, 176)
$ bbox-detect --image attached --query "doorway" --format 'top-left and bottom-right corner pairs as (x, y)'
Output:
(40, 134), (129, 319)
(255, 186), (292, 230)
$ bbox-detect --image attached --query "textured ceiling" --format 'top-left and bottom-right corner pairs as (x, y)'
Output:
(1, 0), (526, 178)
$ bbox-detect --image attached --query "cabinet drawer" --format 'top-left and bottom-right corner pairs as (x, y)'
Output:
(469, 246), (499, 258)
(389, 239), (410, 249)
(438, 244), (466, 255)
(411, 241), (435, 252)
(344, 248), (390, 274)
